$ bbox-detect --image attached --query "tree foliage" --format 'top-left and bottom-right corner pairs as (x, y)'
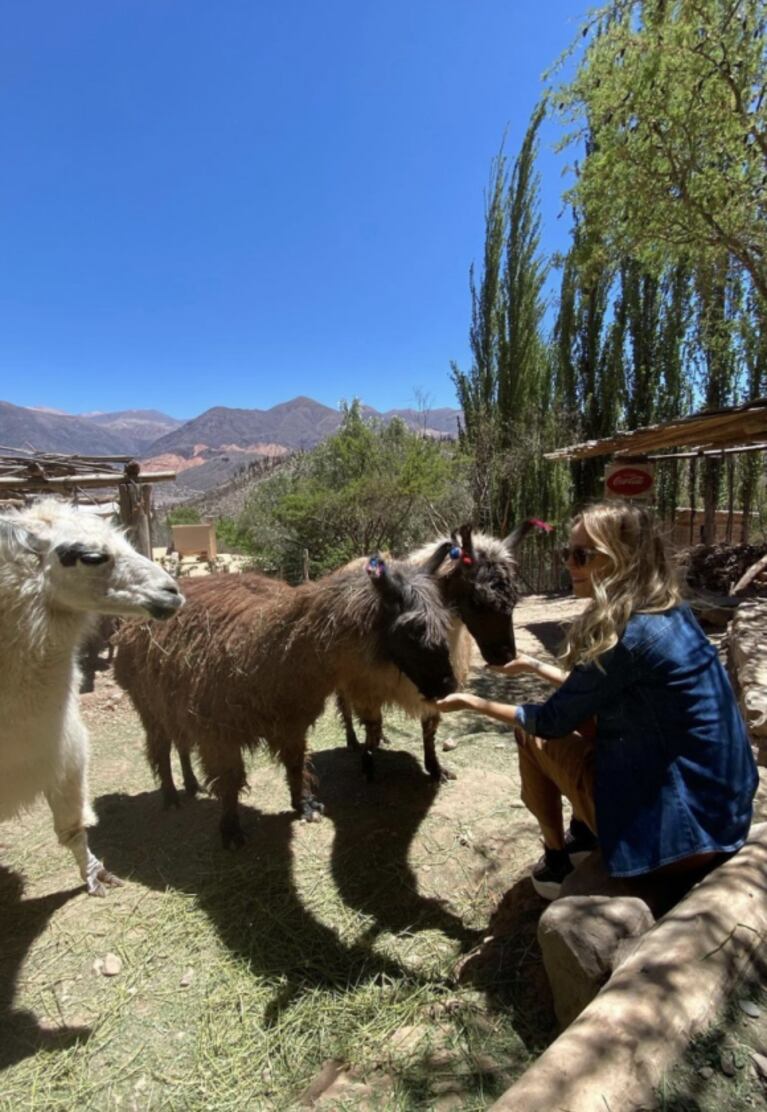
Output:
(452, 105), (569, 532)
(554, 0), (767, 300)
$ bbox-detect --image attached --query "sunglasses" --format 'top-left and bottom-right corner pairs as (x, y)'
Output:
(559, 545), (600, 567)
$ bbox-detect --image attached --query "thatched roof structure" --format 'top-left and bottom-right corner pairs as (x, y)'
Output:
(544, 398), (767, 462)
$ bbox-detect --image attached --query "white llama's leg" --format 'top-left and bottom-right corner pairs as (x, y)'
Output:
(45, 711), (122, 897)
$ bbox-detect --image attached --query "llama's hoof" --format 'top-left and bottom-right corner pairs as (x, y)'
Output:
(346, 736), (362, 751)
(162, 787), (181, 810)
(183, 777), (201, 799)
(87, 866), (123, 897)
(428, 765), (457, 783)
(362, 751), (376, 782)
(300, 797), (324, 822)
(220, 818), (246, 849)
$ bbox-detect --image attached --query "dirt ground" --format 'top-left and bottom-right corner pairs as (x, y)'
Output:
(1, 594), (766, 1111)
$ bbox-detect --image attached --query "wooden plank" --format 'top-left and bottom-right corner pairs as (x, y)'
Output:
(545, 400), (767, 461)
(0, 471), (176, 489)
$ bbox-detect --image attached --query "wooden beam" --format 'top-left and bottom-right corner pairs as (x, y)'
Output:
(644, 442), (767, 461)
(545, 400), (767, 461)
(0, 471), (176, 490)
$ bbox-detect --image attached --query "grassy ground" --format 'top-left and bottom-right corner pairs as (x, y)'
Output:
(3, 594), (766, 1111)
(657, 971), (767, 1110)
(0, 597), (583, 1111)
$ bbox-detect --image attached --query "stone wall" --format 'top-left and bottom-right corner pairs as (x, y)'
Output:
(728, 597), (767, 765)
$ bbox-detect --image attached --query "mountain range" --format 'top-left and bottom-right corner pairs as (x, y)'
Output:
(0, 397), (461, 496)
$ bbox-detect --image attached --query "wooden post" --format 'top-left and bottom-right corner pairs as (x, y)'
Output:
(702, 456), (717, 546)
(725, 455), (735, 544)
(302, 548), (310, 582)
(118, 480), (152, 560)
(688, 456), (697, 546)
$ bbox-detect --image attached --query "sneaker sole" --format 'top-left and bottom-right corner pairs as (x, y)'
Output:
(531, 876), (563, 900)
(567, 850), (594, 867)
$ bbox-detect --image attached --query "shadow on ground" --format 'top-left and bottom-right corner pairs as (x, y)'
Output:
(0, 865), (87, 1070)
(91, 746), (479, 1025)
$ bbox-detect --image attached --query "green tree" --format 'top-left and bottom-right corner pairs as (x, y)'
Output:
(238, 401), (470, 578)
(553, 0), (767, 300)
(453, 104), (560, 532)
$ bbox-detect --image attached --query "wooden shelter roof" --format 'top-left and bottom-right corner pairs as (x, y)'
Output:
(544, 397), (767, 462)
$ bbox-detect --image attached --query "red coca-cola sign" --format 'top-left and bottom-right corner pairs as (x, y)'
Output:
(605, 466), (654, 496)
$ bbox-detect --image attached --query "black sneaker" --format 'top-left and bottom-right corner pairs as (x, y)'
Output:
(564, 817), (598, 866)
(531, 848), (573, 900)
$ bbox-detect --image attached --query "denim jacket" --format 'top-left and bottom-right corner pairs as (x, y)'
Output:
(516, 604), (757, 877)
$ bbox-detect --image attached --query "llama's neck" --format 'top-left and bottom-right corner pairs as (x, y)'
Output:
(0, 562), (92, 683)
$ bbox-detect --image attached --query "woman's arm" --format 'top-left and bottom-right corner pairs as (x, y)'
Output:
(435, 692), (521, 727)
(488, 652), (567, 687)
(438, 641), (635, 739)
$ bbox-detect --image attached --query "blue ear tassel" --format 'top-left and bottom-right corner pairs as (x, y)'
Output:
(449, 546), (461, 560)
(366, 555), (385, 578)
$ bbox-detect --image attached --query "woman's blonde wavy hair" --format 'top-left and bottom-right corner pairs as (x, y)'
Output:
(560, 500), (682, 670)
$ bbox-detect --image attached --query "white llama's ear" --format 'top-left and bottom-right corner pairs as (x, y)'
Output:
(0, 519), (46, 559)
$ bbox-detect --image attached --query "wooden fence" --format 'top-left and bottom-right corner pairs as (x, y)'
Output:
(514, 531), (567, 596)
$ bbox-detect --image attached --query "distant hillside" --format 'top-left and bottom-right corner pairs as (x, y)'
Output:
(0, 400), (138, 456)
(0, 397), (461, 489)
(145, 397), (345, 458)
(81, 409), (182, 451)
(145, 397), (460, 459)
(383, 407), (461, 437)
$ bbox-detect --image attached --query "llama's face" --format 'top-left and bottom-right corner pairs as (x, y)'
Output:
(368, 562), (457, 701)
(3, 504), (183, 620)
(450, 554), (519, 666)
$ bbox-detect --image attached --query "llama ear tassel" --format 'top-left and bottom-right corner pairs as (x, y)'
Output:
(504, 517), (553, 552)
(365, 555), (386, 579)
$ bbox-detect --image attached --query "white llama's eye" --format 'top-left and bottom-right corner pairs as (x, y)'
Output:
(79, 552), (110, 566)
(55, 543), (110, 567)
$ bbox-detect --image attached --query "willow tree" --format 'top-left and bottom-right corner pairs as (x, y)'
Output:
(553, 0), (767, 302)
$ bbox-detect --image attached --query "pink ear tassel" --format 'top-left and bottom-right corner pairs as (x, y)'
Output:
(529, 518), (554, 533)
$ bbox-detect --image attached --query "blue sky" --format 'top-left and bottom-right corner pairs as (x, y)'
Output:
(0, 1), (586, 419)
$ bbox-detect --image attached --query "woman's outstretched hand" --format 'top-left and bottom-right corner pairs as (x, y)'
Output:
(486, 653), (535, 677)
(434, 692), (477, 713)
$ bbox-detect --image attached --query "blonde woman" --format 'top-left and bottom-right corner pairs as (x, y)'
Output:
(437, 500), (757, 899)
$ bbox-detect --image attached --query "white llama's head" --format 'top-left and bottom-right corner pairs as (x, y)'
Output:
(0, 499), (184, 620)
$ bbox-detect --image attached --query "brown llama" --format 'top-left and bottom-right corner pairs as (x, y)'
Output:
(113, 553), (456, 847)
(337, 520), (548, 781)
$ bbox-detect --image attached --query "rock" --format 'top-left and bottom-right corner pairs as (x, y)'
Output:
(739, 998), (762, 1018)
(538, 895), (654, 1029)
(442, 737), (458, 752)
(751, 1052), (767, 1080)
(560, 848), (694, 918)
(720, 1048), (737, 1077)
(179, 968), (194, 988)
(433, 1096), (464, 1111)
(698, 1065), (715, 1080)
(299, 1059), (345, 1105)
(102, 952), (122, 977)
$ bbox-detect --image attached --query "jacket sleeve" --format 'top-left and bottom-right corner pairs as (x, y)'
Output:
(516, 641), (634, 738)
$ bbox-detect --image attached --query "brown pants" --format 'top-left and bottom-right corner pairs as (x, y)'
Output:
(515, 726), (722, 878)
(515, 726), (597, 851)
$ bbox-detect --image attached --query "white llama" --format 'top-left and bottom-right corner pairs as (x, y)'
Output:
(0, 498), (183, 895)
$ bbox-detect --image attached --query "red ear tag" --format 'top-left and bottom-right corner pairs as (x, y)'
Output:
(461, 555), (473, 566)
